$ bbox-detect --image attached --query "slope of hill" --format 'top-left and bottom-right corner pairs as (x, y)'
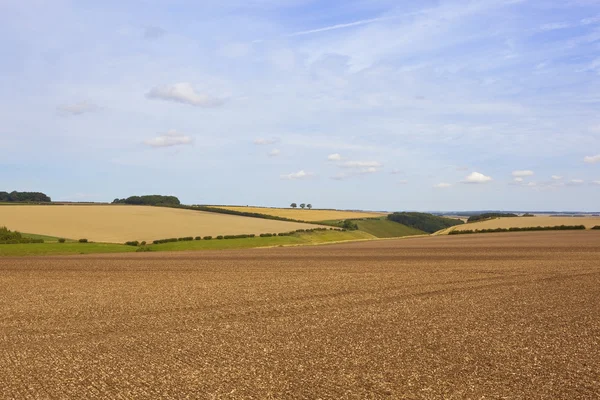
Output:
(387, 212), (464, 233)
(451, 216), (600, 232)
(211, 206), (387, 222)
(355, 219), (425, 238)
(0, 205), (326, 243)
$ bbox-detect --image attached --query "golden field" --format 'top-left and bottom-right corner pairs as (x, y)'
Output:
(1, 231), (599, 398)
(0, 205), (322, 243)
(451, 216), (600, 232)
(214, 206), (387, 221)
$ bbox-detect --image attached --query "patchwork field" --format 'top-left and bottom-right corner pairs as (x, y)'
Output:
(0, 205), (323, 243)
(452, 216), (600, 232)
(1, 231), (599, 399)
(213, 206), (387, 221)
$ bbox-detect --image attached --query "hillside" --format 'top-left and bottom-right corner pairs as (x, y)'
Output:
(451, 216), (600, 232)
(0, 205), (325, 243)
(387, 212), (464, 233)
(355, 219), (425, 238)
(212, 206), (387, 222)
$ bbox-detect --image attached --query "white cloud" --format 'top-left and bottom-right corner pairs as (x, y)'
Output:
(584, 154), (600, 164)
(254, 138), (278, 145)
(551, 175), (563, 180)
(339, 161), (382, 168)
(268, 148), (280, 157)
(539, 22), (571, 31)
(146, 83), (224, 107)
(463, 172), (493, 184)
(144, 130), (193, 148)
(280, 170), (312, 180)
(57, 101), (98, 116)
(514, 177), (524, 182)
(434, 183), (452, 188)
(592, 180), (600, 185)
(327, 153), (342, 161)
(512, 170), (534, 177)
(570, 179), (584, 184)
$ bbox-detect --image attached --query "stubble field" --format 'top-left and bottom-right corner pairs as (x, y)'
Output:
(0, 205), (322, 243)
(1, 231), (599, 399)
(452, 216), (600, 232)
(213, 206), (387, 221)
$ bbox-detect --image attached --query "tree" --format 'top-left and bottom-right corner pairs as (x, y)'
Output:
(300, 203), (306, 209)
(290, 203), (297, 208)
(307, 204), (312, 209)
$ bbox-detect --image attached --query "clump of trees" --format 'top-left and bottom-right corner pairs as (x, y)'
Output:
(290, 203), (312, 209)
(591, 226), (600, 230)
(450, 225), (586, 235)
(0, 226), (44, 244)
(112, 195), (180, 206)
(388, 212), (464, 233)
(0, 191), (51, 203)
(467, 213), (518, 223)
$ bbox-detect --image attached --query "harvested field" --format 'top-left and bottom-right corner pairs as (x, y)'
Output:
(1, 231), (599, 399)
(452, 216), (600, 232)
(213, 206), (387, 221)
(0, 205), (322, 243)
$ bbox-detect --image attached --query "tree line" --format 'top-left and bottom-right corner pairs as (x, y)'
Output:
(0, 191), (51, 203)
(112, 195), (180, 206)
(387, 212), (464, 233)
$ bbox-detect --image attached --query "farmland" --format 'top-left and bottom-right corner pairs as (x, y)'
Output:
(1, 231), (599, 399)
(0, 205), (323, 243)
(212, 206), (387, 222)
(451, 216), (600, 232)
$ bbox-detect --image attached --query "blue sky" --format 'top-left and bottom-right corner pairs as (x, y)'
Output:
(1, 0), (599, 211)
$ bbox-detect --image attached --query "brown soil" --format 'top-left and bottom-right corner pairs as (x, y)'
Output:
(1, 231), (599, 399)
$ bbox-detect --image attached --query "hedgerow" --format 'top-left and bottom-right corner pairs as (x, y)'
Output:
(449, 225), (586, 235)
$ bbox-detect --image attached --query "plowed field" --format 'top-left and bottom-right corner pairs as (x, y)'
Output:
(1, 231), (599, 399)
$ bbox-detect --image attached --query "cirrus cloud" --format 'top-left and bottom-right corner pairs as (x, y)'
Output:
(146, 82), (225, 107)
(144, 130), (193, 148)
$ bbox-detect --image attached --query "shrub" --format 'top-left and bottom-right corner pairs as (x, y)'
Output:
(140, 241), (146, 246)
(136, 246), (152, 252)
(592, 226), (600, 230)
(195, 236), (202, 240)
(178, 237), (194, 241)
(78, 238), (88, 243)
(203, 236), (213, 240)
(216, 235), (224, 240)
(58, 238), (66, 243)
(125, 241), (139, 246)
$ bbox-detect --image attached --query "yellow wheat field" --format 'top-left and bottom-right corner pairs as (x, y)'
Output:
(452, 216), (600, 232)
(0, 205), (324, 243)
(214, 206), (387, 222)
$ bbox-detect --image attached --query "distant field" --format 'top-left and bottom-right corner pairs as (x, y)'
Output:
(452, 216), (600, 232)
(355, 219), (425, 238)
(213, 206), (387, 222)
(0, 205), (324, 243)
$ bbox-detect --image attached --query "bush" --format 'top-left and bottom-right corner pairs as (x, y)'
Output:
(136, 246), (152, 252)
(591, 226), (600, 230)
(78, 238), (88, 243)
(140, 241), (146, 246)
(178, 237), (194, 241)
(449, 225), (587, 235)
(216, 235), (224, 240)
(203, 236), (213, 240)
(342, 220), (359, 231)
(125, 241), (139, 246)
(195, 236), (202, 240)
(58, 238), (66, 243)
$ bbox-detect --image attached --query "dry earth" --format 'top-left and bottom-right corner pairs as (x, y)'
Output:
(214, 206), (387, 222)
(1, 231), (599, 399)
(0, 205), (322, 243)
(452, 216), (600, 232)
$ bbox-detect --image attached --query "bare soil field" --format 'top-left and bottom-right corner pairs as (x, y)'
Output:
(0, 205), (322, 243)
(1, 231), (599, 399)
(452, 216), (600, 232)
(214, 206), (387, 221)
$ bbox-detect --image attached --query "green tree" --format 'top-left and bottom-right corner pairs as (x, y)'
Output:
(290, 203), (297, 208)
(307, 204), (312, 209)
(300, 203), (306, 209)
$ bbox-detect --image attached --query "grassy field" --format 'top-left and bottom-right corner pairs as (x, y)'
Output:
(20, 232), (72, 242)
(354, 218), (425, 238)
(0, 205), (323, 243)
(1, 231), (599, 398)
(0, 230), (374, 256)
(451, 216), (600, 232)
(213, 206), (387, 222)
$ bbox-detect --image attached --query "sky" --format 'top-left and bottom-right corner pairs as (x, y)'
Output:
(1, 0), (599, 211)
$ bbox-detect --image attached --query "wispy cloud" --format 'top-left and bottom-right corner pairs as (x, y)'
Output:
(327, 153), (342, 161)
(144, 130), (193, 148)
(287, 16), (395, 37)
(146, 83), (225, 107)
(434, 183), (452, 188)
(268, 148), (280, 157)
(57, 101), (98, 116)
(584, 154), (600, 164)
(281, 170), (312, 180)
(512, 170), (534, 177)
